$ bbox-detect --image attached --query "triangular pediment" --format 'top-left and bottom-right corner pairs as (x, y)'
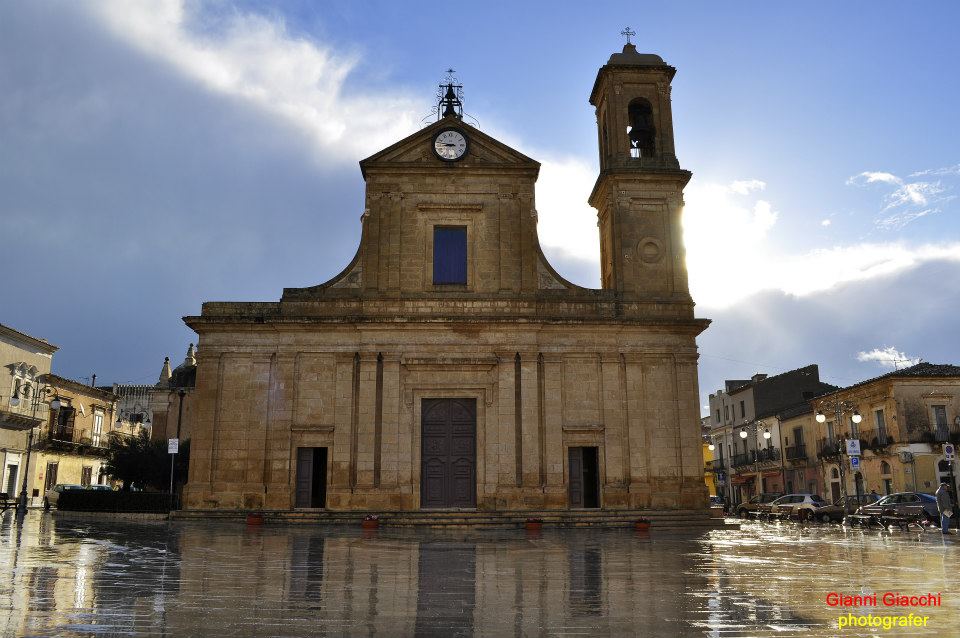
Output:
(360, 117), (539, 177)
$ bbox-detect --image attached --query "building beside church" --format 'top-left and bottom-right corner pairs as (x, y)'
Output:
(182, 44), (710, 513)
(147, 344), (198, 445)
(1, 323), (58, 498)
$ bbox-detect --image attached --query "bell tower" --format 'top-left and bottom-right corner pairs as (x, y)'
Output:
(588, 38), (692, 305)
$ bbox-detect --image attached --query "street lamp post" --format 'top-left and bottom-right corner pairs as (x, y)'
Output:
(816, 400), (862, 517)
(775, 415), (788, 494)
(750, 423), (773, 492)
(739, 426), (750, 500)
(761, 426), (772, 489)
(169, 388), (186, 511)
(10, 384), (61, 515)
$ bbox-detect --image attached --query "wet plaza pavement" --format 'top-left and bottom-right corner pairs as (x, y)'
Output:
(1, 512), (958, 637)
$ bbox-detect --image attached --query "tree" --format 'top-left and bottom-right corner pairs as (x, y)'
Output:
(103, 431), (166, 491)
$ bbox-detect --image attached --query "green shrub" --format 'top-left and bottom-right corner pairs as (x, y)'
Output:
(57, 490), (176, 512)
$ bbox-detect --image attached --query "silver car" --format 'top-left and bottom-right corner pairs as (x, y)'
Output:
(769, 493), (827, 520)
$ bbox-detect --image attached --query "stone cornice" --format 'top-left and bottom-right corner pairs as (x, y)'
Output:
(44, 374), (118, 402)
(0, 324), (59, 355)
(184, 313), (710, 336)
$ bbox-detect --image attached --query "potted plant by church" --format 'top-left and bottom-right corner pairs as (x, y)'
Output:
(246, 511), (265, 526)
(525, 517), (543, 531)
(635, 516), (651, 531)
(361, 514), (380, 530)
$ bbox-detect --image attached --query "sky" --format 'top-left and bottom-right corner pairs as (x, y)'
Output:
(2, 1), (959, 415)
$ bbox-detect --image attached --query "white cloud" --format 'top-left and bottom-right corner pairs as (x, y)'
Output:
(856, 347), (921, 369)
(847, 168), (956, 230)
(911, 164), (960, 177)
(682, 178), (960, 307)
(728, 179), (766, 195)
(534, 156), (600, 262)
(875, 208), (938, 230)
(532, 164), (960, 307)
(848, 171), (900, 186)
(821, 219), (832, 226)
(86, 0), (421, 163)
(75, 3), (960, 311)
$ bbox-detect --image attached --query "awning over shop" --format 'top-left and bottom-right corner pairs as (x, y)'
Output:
(731, 475), (755, 485)
(762, 471), (781, 478)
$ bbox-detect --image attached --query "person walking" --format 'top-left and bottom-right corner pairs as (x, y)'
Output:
(936, 481), (954, 534)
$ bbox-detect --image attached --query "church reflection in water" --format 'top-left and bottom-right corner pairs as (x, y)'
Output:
(6, 514), (960, 636)
(161, 524), (708, 636)
(2, 515), (713, 636)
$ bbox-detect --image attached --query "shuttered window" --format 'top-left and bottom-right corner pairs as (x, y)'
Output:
(433, 226), (467, 285)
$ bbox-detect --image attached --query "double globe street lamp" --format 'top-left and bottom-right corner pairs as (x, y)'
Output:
(816, 401), (862, 514)
(9, 384), (61, 515)
(736, 424), (771, 498)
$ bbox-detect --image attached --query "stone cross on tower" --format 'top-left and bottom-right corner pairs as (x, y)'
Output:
(620, 27), (636, 44)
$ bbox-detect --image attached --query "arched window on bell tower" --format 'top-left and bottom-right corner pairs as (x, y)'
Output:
(627, 98), (656, 158)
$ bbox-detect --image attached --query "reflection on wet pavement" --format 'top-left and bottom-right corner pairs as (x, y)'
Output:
(1, 512), (957, 636)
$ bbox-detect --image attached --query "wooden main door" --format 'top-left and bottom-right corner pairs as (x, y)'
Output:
(421, 398), (476, 508)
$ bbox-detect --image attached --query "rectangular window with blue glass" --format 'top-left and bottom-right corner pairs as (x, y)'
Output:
(433, 226), (467, 285)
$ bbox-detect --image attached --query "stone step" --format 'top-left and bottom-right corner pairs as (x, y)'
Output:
(171, 508), (725, 529)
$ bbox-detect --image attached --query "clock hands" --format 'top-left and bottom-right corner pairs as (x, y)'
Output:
(434, 130), (466, 160)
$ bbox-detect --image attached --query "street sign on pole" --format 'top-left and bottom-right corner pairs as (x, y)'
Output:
(946, 443), (955, 461)
(168, 438), (179, 455)
(850, 456), (861, 471)
(846, 439), (861, 456)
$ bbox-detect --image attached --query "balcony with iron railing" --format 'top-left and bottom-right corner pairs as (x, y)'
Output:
(729, 448), (780, 468)
(0, 405), (45, 431)
(755, 447), (780, 463)
(817, 437), (842, 459)
(785, 443), (808, 461)
(906, 421), (960, 445)
(731, 452), (754, 468)
(859, 428), (895, 450)
(35, 422), (109, 455)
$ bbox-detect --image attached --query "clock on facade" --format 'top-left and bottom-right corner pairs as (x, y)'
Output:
(433, 128), (468, 161)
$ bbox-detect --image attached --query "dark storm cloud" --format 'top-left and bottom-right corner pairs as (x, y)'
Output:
(697, 260), (960, 406)
(1, 4), (363, 382)
(2, 3), (956, 396)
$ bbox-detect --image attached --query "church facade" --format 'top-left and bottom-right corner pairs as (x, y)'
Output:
(182, 44), (710, 512)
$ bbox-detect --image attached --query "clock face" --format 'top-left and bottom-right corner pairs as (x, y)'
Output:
(433, 129), (468, 161)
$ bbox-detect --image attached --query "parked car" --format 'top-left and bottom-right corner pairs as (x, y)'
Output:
(769, 493), (827, 520)
(43, 484), (85, 510)
(816, 494), (880, 523)
(88, 484), (115, 492)
(856, 492), (939, 521)
(735, 493), (783, 518)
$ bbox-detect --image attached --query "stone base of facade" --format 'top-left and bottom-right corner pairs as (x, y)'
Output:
(171, 505), (727, 531)
(182, 477), (708, 512)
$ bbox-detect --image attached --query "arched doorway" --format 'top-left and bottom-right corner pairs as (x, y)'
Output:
(880, 461), (893, 495)
(854, 472), (865, 498)
(829, 467), (841, 503)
